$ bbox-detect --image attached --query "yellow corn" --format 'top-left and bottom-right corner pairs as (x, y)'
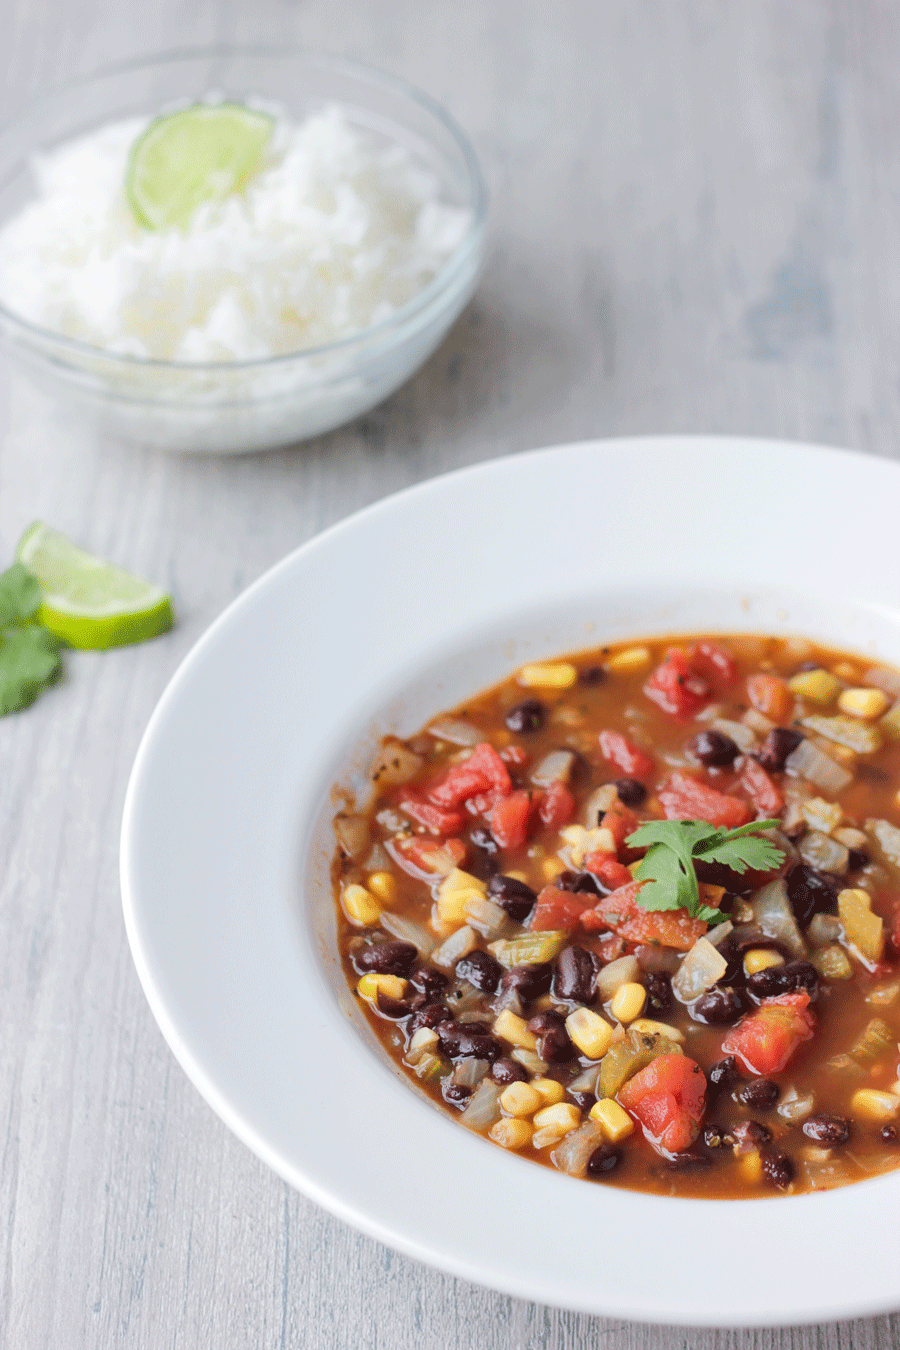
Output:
(565, 1007), (614, 1059)
(436, 868), (487, 926)
(366, 871), (397, 902)
(838, 888), (885, 963)
(542, 857), (567, 881)
(517, 661), (578, 690)
(342, 883), (381, 926)
(357, 972), (408, 1003)
(499, 1082), (543, 1117)
(890, 1081), (900, 1098)
(610, 982), (647, 1024)
(489, 1118), (533, 1150)
(590, 1098), (635, 1142)
(504, 869), (529, 883)
(531, 1077), (566, 1106)
(838, 687), (891, 720)
(606, 646), (651, 672)
(738, 1150), (764, 1184)
(533, 1102), (581, 1134)
(629, 1018), (685, 1043)
(851, 1088), (900, 1121)
(788, 668), (841, 704)
(493, 1010), (538, 1051)
(743, 948), (785, 976)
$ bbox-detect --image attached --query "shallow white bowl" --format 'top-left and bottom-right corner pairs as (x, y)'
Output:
(121, 436), (900, 1325)
(0, 48), (486, 453)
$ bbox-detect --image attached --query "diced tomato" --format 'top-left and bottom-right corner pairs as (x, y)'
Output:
(581, 932), (626, 963)
(534, 779), (576, 830)
(581, 880), (645, 930)
(429, 742), (512, 807)
(644, 648), (711, 717)
(658, 770), (752, 829)
(689, 640), (738, 690)
(490, 788), (532, 849)
(580, 879), (708, 949)
(739, 756), (783, 815)
(583, 850), (633, 892)
(721, 992), (815, 1076)
(397, 792), (466, 836)
(746, 673), (792, 723)
(465, 789), (506, 816)
(599, 729), (654, 779)
(600, 804), (640, 849)
(530, 885), (593, 932)
(390, 835), (467, 878)
(500, 745), (528, 768)
(618, 1054), (707, 1154)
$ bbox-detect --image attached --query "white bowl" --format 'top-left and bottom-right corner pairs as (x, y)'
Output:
(121, 436), (900, 1325)
(0, 48), (486, 453)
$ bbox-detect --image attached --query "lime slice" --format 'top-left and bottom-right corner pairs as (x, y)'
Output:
(16, 523), (174, 650)
(126, 102), (273, 231)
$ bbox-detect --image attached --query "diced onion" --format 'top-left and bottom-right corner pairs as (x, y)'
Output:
(710, 718), (758, 753)
(750, 879), (807, 958)
(867, 817), (900, 867)
(551, 1120), (605, 1177)
(595, 954), (640, 1001)
(531, 749), (576, 785)
(582, 784), (618, 827)
(704, 920), (734, 948)
(432, 925), (478, 967)
(797, 830), (849, 876)
(460, 1080), (503, 1132)
(463, 895), (511, 939)
(807, 913), (843, 946)
(371, 739), (424, 788)
(427, 717), (483, 747)
(863, 666), (900, 698)
(568, 1064), (603, 1093)
(333, 813), (370, 860)
(379, 912), (436, 958)
(452, 1058), (490, 1087)
(777, 1087), (816, 1123)
(784, 738), (852, 793)
(671, 937), (728, 1003)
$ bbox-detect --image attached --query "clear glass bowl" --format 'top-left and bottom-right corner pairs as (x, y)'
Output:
(0, 49), (487, 454)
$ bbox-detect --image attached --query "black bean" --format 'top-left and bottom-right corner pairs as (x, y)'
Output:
(708, 1056), (741, 1095)
(353, 940), (418, 977)
(491, 1057), (527, 1085)
(442, 1083), (473, 1108)
(786, 864), (839, 927)
(406, 1001), (453, 1035)
(539, 1025), (575, 1062)
(747, 959), (819, 1002)
(579, 666), (606, 686)
(761, 1147), (795, 1190)
(554, 946), (597, 1004)
(802, 1114), (851, 1146)
(703, 1124), (727, 1149)
(847, 847), (870, 873)
(500, 962), (553, 1003)
(527, 1010), (565, 1034)
(689, 729), (739, 767)
(376, 991), (414, 1018)
(614, 777), (647, 807)
(737, 1079), (780, 1111)
(569, 1090), (597, 1113)
(755, 727), (804, 773)
(409, 967), (449, 1000)
(572, 871), (605, 896)
(586, 1144), (622, 1177)
(455, 950), (503, 994)
(643, 972), (673, 1016)
(691, 986), (751, 1026)
(880, 1124), (898, 1144)
(505, 698), (546, 734)
(436, 1022), (503, 1061)
(487, 874), (538, 922)
(732, 1120), (772, 1152)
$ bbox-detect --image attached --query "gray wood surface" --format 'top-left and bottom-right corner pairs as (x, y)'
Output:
(2, 1), (900, 1345)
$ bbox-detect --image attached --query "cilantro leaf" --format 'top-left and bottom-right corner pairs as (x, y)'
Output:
(0, 561), (41, 627)
(625, 817), (784, 923)
(0, 626), (62, 714)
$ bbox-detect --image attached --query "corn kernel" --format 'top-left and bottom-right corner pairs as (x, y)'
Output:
(504, 869), (529, 883)
(788, 668), (841, 704)
(357, 972), (408, 1003)
(533, 1102), (581, 1133)
(531, 1077), (566, 1106)
(743, 948), (785, 976)
(342, 883), (381, 926)
(838, 888), (885, 964)
(838, 687), (891, 720)
(889, 1081), (900, 1098)
(489, 1117), (533, 1149)
(499, 1082), (543, 1117)
(517, 661), (578, 690)
(565, 1007), (614, 1059)
(629, 1018), (685, 1043)
(590, 1097), (635, 1142)
(493, 1009), (538, 1051)
(738, 1150), (764, 1184)
(365, 871), (397, 902)
(559, 824), (615, 867)
(610, 982), (647, 1024)
(851, 1088), (900, 1121)
(606, 646), (651, 672)
(542, 857), (567, 881)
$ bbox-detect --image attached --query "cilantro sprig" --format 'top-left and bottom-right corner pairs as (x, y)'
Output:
(0, 561), (62, 714)
(625, 818), (784, 925)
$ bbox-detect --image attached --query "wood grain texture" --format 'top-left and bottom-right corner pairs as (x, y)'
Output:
(2, 1), (900, 1345)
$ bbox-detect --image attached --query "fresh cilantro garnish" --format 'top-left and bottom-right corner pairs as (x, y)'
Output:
(0, 561), (62, 714)
(625, 818), (784, 924)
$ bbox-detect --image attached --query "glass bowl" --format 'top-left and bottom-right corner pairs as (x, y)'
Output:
(0, 49), (487, 454)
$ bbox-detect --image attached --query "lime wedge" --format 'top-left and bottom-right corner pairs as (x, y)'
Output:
(16, 523), (174, 650)
(126, 102), (273, 231)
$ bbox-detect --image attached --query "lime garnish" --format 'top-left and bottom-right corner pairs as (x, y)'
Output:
(125, 102), (273, 230)
(16, 522), (174, 650)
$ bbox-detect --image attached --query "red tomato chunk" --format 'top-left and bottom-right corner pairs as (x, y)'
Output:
(658, 770), (752, 829)
(618, 1055), (707, 1154)
(722, 993), (815, 1076)
(599, 729), (654, 779)
(644, 648), (711, 717)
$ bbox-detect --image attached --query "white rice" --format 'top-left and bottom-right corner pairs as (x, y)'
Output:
(0, 104), (472, 362)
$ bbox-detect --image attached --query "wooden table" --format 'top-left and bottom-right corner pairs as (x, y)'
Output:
(3, 2), (899, 1345)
